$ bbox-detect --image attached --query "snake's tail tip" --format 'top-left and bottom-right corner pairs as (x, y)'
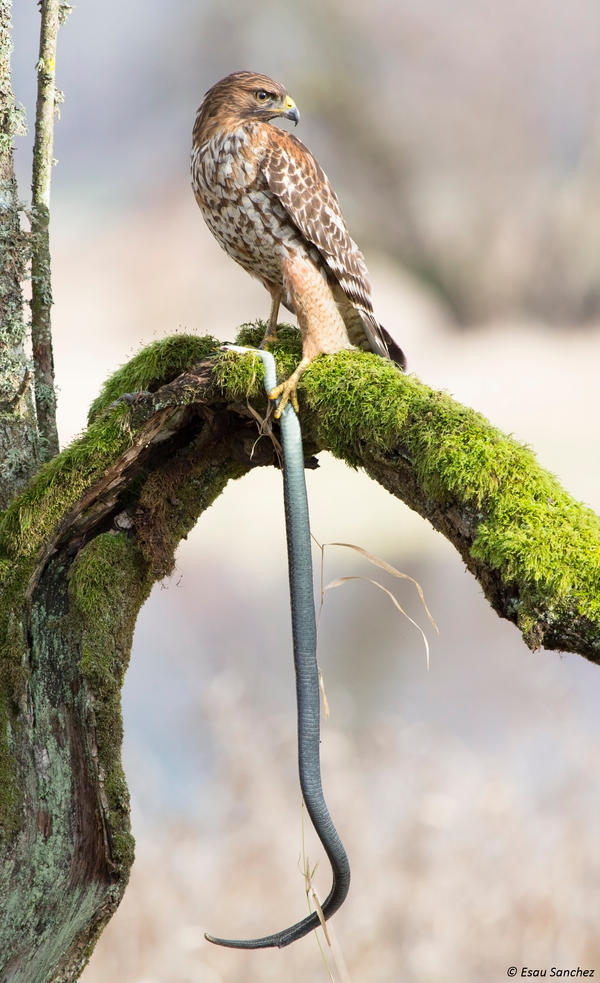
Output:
(204, 931), (242, 949)
(204, 932), (228, 948)
(206, 910), (325, 950)
(204, 931), (276, 950)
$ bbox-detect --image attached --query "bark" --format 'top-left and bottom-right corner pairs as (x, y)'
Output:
(0, 0), (40, 505)
(0, 333), (599, 981)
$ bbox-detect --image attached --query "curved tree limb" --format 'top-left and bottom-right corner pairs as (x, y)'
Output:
(0, 324), (598, 981)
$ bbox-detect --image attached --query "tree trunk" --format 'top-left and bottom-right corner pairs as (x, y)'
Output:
(1, 326), (599, 981)
(0, 0), (40, 506)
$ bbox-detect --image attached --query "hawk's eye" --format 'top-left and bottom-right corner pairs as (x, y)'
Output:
(255, 90), (270, 103)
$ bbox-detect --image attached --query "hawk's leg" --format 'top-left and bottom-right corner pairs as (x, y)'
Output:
(268, 255), (350, 418)
(269, 356), (311, 419)
(260, 287), (282, 348)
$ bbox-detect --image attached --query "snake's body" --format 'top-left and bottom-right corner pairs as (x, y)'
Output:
(206, 347), (350, 949)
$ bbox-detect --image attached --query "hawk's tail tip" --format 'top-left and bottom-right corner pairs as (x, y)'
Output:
(381, 325), (407, 370)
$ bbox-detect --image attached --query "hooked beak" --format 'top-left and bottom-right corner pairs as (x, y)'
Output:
(282, 94), (300, 126)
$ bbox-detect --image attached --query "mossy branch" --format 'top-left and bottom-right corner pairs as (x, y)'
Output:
(88, 322), (599, 663)
(0, 325), (598, 981)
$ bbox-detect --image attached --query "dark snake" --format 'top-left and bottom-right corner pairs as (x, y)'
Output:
(205, 346), (351, 949)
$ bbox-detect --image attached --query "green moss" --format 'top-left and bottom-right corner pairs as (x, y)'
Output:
(87, 333), (220, 423)
(136, 456), (247, 580)
(233, 321), (269, 349)
(0, 408), (135, 834)
(0, 700), (19, 839)
(400, 386), (600, 626)
(0, 334), (226, 580)
(211, 322), (301, 404)
(68, 533), (153, 871)
(302, 350), (411, 464)
(0, 410), (128, 566)
(211, 346), (264, 402)
(300, 348), (600, 632)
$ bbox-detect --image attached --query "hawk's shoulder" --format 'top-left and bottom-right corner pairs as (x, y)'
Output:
(261, 127), (327, 187)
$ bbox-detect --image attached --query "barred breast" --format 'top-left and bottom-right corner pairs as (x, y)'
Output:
(191, 124), (320, 292)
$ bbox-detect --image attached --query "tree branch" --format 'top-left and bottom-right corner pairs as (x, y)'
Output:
(30, 0), (65, 461)
(0, 325), (598, 980)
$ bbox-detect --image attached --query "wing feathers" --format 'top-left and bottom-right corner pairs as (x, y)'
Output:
(261, 127), (405, 367)
(262, 133), (370, 299)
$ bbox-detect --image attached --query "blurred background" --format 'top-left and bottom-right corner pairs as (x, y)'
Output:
(10, 2), (600, 981)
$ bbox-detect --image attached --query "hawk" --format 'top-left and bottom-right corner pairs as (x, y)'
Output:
(191, 71), (405, 416)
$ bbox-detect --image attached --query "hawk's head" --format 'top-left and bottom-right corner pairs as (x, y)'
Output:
(195, 71), (300, 139)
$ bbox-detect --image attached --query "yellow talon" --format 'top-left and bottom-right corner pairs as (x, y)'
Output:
(269, 357), (311, 419)
(269, 381), (299, 419)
